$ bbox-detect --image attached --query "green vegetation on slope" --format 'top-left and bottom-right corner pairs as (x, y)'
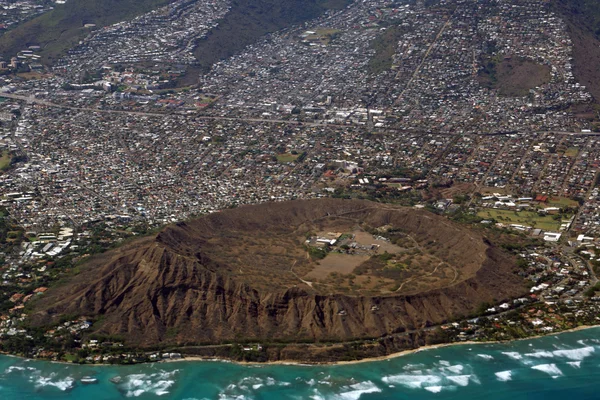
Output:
(477, 56), (551, 97)
(554, 0), (600, 37)
(0, 151), (12, 171)
(192, 0), (350, 73)
(367, 25), (408, 75)
(0, 0), (172, 63)
(552, 0), (600, 103)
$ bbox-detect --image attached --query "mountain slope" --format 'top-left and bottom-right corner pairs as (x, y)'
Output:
(0, 0), (173, 63)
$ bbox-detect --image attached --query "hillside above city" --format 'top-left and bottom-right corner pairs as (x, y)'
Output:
(29, 199), (526, 350)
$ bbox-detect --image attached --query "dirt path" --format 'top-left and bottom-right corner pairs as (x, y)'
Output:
(290, 259), (313, 287)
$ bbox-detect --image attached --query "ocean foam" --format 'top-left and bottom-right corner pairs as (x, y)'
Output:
(524, 351), (554, 359)
(121, 370), (177, 397)
(502, 352), (523, 360)
(553, 346), (595, 361)
(403, 363), (425, 371)
(477, 354), (494, 360)
(567, 361), (582, 368)
(531, 364), (563, 376)
(382, 374), (442, 389)
(332, 381), (381, 400)
(4, 366), (25, 373)
(309, 388), (325, 400)
(495, 371), (512, 382)
(34, 375), (75, 391)
(218, 395), (249, 400)
(446, 375), (471, 387)
(424, 386), (443, 393)
(443, 365), (464, 374)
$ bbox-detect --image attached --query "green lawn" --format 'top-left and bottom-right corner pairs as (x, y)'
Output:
(477, 209), (564, 231)
(546, 197), (579, 208)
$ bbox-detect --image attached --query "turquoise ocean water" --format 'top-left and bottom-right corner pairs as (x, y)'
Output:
(2, 327), (600, 399)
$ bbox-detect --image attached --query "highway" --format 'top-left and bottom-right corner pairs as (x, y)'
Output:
(1, 91), (598, 137)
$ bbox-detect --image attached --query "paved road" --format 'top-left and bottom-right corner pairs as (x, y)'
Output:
(1, 92), (598, 137)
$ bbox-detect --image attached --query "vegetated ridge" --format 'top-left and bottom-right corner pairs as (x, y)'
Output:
(29, 199), (527, 360)
(553, 0), (600, 104)
(477, 55), (551, 97)
(0, 0), (349, 74)
(0, 0), (172, 63)
(192, 0), (349, 74)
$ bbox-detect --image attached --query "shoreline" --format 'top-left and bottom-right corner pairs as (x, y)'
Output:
(2, 324), (598, 368)
(159, 324), (600, 366)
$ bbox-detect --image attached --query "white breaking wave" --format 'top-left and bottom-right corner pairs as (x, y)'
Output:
(331, 381), (381, 400)
(477, 354), (494, 360)
(495, 371), (512, 382)
(309, 389), (325, 400)
(531, 363), (563, 376)
(524, 351), (555, 359)
(382, 374), (442, 389)
(443, 365), (464, 374)
(34, 375), (75, 391)
(4, 366), (25, 373)
(121, 370), (178, 397)
(218, 395), (250, 400)
(502, 352), (523, 360)
(446, 375), (472, 387)
(403, 363), (425, 371)
(424, 386), (443, 393)
(522, 346), (594, 362)
(567, 361), (582, 368)
(553, 346), (595, 361)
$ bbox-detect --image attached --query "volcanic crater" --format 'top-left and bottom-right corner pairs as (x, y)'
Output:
(31, 199), (527, 347)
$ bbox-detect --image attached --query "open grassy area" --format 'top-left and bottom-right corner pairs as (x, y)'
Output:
(0, 151), (12, 171)
(0, 0), (172, 63)
(276, 153), (300, 163)
(546, 196), (579, 208)
(367, 25), (408, 75)
(477, 56), (551, 97)
(477, 209), (563, 231)
(302, 28), (341, 45)
(564, 147), (580, 157)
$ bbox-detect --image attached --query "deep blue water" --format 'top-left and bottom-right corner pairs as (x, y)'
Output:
(1, 327), (600, 399)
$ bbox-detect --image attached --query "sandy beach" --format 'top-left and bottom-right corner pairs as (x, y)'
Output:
(159, 324), (600, 366)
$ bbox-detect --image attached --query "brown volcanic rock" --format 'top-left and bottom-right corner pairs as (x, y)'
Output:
(31, 199), (527, 347)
